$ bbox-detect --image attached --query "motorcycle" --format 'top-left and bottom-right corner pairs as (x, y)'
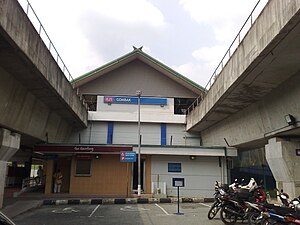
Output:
(255, 205), (300, 224)
(219, 178), (266, 225)
(248, 189), (300, 225)
(208, 181), (229, 219)
(219, 191), (249, 224)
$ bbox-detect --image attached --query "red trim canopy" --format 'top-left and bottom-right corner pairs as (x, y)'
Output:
(34, 145), (133, 154)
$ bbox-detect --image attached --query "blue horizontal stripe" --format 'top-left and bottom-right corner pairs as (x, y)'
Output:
(104, 96), (167, 105)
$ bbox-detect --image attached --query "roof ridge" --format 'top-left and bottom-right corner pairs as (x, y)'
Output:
(72, 49), (205, 92)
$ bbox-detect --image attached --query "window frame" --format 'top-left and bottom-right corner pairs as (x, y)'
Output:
(168, 162), (182, 173)
(75, 158), (92, 176)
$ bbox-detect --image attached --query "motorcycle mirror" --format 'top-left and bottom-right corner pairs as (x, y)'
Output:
(292, 200), (299, 205)
(280, 194), (287, 200)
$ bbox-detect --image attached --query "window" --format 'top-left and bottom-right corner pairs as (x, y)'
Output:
(76, 158), (92, 176)
(82, 95), (97, 111)
(174, 98), (196, 115)
(168, 163), (182, 173)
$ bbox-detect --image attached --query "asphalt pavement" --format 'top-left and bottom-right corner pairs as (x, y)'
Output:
(0, 188), (208, 219)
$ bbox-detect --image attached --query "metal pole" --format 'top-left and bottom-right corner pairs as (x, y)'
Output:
(136, 90), (142, 197)
(224, 147), (228, 184)
(177, 186), (180, 214)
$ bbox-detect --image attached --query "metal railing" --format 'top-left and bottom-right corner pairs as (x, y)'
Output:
(187, 0), (269, 115)
(22, 175), (45, 189)
(17, 0), (74, 83)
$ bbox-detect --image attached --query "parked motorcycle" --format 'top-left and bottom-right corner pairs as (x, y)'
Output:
(255, 205), (300, 225)
(208, 181), (229, 219)
(220, 178), (266, 225)
(248, 189), (300, 225)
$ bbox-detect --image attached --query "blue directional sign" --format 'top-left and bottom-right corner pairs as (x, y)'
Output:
(120, 151), (136, 162)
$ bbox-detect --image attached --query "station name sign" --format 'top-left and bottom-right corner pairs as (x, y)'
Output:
(34, 145), (132, 154)
(104, 96), (167, 105)
(74, 146), (94, 152)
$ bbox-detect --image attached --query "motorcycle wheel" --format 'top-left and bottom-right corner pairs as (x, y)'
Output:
(220, 206), (238, 225)
(207, 202), (220, 220)
(247, 211), (260, 225)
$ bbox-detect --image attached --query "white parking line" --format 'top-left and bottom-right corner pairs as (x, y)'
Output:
(199, 203), (211, 207)
(88, 204), (100, 218)
(155, 203), (170, 215)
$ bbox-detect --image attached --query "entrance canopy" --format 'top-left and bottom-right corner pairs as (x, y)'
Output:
(34, 144), (133, 155)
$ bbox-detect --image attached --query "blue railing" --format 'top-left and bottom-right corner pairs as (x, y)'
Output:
(17, 0), (75, 83)
(187, 0), (269, 114)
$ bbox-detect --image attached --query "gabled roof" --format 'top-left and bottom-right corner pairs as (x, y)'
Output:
(73, 48), (205, 94)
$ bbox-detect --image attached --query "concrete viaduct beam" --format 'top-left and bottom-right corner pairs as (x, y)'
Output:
(200, 67), (300, 148)
(0, 0), (87, 141)
(0, 66), (75, 144)
(187, 0), (300, 132)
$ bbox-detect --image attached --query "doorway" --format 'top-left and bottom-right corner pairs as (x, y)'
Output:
(132, 159), (145, 191)
(54, 157), (71, 193)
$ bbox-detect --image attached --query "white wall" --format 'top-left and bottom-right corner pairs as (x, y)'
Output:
(113, 122), (161, 145)
(66, 122), (107, 144)
(167, 124), (200, 146)
(68, 95), (201, 146)
(151, 155), (222, 197)
(67, 122), (201, 147)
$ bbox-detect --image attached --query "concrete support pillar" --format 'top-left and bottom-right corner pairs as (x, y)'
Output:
(0, 160), (7, 209)
(45, 160), (54, 194)
(0, 128), (21, 208)
(265, 137), (300, 199)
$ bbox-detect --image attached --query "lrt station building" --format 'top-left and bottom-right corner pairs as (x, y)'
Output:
(35, 48), (237, 198)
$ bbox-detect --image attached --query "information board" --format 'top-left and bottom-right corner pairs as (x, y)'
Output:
(172, 178), (185, 187)
(120, 151), (136, 162)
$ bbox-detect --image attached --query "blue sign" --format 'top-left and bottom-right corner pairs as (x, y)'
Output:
(104, 96), (167, 105)
(168, 163), (182, 172)
(120, 151), (136, 162)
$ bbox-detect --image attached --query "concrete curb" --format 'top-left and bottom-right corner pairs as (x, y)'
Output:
(43, 197), (211, 205)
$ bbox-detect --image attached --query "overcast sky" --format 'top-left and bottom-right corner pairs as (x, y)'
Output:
(20, 0), (268, 87)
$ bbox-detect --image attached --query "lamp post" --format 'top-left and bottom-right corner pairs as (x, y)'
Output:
(136, 90), (142, 197)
